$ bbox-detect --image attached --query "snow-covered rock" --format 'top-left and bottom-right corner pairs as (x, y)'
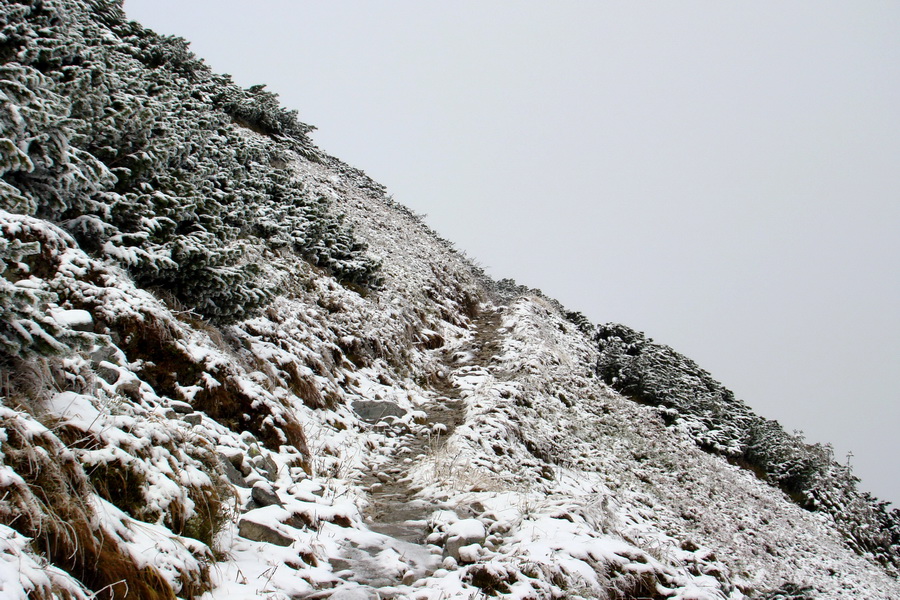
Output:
(50, 308), (93, 332)
(237, 518), (295, 547)
(445, 518), (487, 563)
(251, 481), (283, 507)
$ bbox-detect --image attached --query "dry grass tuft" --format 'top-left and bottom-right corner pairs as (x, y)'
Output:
(0, 413), (178, 600)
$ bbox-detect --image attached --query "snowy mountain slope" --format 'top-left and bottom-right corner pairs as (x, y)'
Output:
(0, 1), (898, 599)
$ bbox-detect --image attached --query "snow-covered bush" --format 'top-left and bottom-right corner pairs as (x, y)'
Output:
(219, 83), (314, 141)
(594, 322), (900, 571)
(0, 212), (95, 361)
(0, 0), (381, 323)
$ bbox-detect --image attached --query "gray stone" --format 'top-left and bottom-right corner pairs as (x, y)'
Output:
(328, 588), (380, 600)
(251, 453), (279, 481)
(251, 481), (283, 507)
(96, 363), (120, 385)
(169, 400), (193, 414)
(352, 400), (407, 424)
(456, 543), (481, 564)
(237, 519), (294, 546)
(90, 346), (122, 367)
(216, 452), (248, 487)
(53, 309), (93, 332)
(115, 380), (142, 401)
(218, 447), (252, 476)
(444, 518), (487, 562)
(183, 412), (203, 426)
(235, 456), (252, 477)
(445, 537), (473, 562)
(244, 472), (265, 489)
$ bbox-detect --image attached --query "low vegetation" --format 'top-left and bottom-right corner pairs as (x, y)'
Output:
(595, 322), (900, 572)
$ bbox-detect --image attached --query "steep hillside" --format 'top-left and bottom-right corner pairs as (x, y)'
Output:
(0, 1), (897, 599)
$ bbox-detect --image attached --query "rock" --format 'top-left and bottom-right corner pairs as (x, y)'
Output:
(328, 588), (380, 600)
(251, 453), (279, 481)
(219, 446), (252, 476)
(169, 400), (193, 414)
(216, 452), (247, 487)
(51, 309), (93, 332)
(251, 481), (283, 507)
(115, 380), (142, 401)
(244, 471), (265, 488)
(90, 345), (123, 368)
(284, 511), (313, 529)
(456, 543), (481, 564)
(96, 362), (120, 384)
(183, 412), (203, 426)
(445, 518), (486, 562)
(237, 519), (294, 546)
(351, 400), (407, 424)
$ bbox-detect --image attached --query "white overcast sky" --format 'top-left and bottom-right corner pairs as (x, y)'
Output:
(124, 1), (899, 505)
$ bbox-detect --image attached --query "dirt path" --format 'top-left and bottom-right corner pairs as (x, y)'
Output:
(333, 305), (505, 590)
(363, 305), (504, 536)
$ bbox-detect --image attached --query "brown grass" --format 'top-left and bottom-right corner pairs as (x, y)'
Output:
(191, 365), (311, 458)
(0, 415), (179, 600)
(283, 361), (332, 410)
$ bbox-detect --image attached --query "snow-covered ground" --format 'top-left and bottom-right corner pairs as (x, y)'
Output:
(2, 139), (897, 599)
(0, 2), (896, 597)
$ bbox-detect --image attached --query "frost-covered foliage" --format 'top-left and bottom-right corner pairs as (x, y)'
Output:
(0, 0), (380, 323)
(595, 322), (900, 573)
(0, 232), (65, 357)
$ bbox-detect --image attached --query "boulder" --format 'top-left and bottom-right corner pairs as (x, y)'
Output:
(216, 452), (247, 487)
(329, 588), (380, 600)
(444, 518), (486, 562)
(352, 400), (407, 424)
(51, 309), (93, 332)
(251, 453), (279, 481)
(251, 481), (283, 507)
(169, 400), (193, 414)
(219, 446), (252, 476)
(90, 345), (124, 368)
(237, 519), (293, 546)
(456, 543), (481, 564)
(96, 363), (120, 385)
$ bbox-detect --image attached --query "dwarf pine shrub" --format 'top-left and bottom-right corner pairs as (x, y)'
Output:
(0, 0), (381, 323)
(594, 322), (900, 571)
